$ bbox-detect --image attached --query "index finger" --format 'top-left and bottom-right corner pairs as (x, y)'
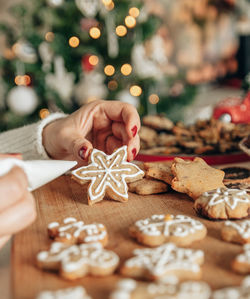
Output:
(102, 101), (141, 139)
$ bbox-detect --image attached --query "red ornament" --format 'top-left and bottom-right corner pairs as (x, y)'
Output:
(81, 54), (94, 72)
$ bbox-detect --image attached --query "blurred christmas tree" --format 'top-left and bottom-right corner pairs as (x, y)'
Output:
(0, 0), (200, 131)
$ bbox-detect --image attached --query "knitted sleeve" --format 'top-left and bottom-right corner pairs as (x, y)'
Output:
(0, 113), (66, 160)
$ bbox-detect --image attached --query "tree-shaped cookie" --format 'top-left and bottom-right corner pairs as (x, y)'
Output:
(48, 217), (108, 246)
(37, 242), (119, 280)
(72, 146), (144, 205)
(120, 243), (204, 281)
(130, 214), (207, 247)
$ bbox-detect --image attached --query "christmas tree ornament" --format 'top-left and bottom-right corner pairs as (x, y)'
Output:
(38, 42), (53, 72)
(74, 71), (107, 105)
(81, 54), (95, 72)
(7, 86), (38, 116)
(12, 40), (37, 64)
(46, 0), (64, 7)
(75, 0), (99, 17)
(45, 56), (75, 105)
(117, 90), (139, 108)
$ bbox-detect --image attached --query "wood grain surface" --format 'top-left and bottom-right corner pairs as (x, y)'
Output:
(12, 165), (250, 299)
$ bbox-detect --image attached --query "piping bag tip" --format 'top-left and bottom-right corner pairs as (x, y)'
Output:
(0, 159), (77, 191)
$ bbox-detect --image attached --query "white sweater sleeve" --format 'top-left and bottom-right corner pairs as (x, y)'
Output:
(0, 113), (66, 160)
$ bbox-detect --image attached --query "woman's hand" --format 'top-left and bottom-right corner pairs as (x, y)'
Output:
(43, 100), (141, 165)
(0, 154), (36, 249)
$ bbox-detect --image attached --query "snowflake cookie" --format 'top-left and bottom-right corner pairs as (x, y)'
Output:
(129, 214), (207, 247)
(72, 146), (144, 205)
(48, 217), (108, 246)
(212, 276), (250, 299)
(194, 188), (250, 220)
(221, 220), (250, 244)
(37, 242), (119, 280)
(110, 279), (211, 299)
(36, 286), (91, 299)
(120, 243), (204, 281)
(232, 244), (250, 274)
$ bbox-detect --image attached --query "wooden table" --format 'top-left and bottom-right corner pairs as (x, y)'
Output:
(11, 165), (250, 299)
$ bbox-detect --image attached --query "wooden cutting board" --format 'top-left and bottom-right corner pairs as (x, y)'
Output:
(11, 166), (249, 299)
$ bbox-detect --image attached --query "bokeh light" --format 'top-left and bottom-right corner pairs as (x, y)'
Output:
(45, 32), (54, 42)
(104, 65), (115, 76)
(121, 64), (132, 76)
(129, 7), (140, 18)
(89, 27), (101, 39)
(108, 80), (118, 90)
(130, 85), (142, 96)
(125, 16), (136, 28)
(148, 94), (160, 104)
(69, 36), (80, 48)
(116, 25), (127, 37)
(39, 108), (50, 119)
(89, 55), (99, 66)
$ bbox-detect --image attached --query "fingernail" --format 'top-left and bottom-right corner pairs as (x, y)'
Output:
(132, 148), (137, 160)
(131, 126), (137, 137)
(79, 146), (87, 160)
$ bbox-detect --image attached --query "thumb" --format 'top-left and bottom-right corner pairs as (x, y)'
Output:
(70, 135), (93, 163)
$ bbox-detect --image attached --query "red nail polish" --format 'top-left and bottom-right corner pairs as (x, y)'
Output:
(132, 148), (137, 160)
(131, 126), (137, 137)
(79, 146), (87, 160)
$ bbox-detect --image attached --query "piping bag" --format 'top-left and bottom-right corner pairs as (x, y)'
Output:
(0, 159), (77, 191)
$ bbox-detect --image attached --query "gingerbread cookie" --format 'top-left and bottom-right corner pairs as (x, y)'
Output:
(222, 167), (250, 184)
(110, 279), (211, 299)
(212, 276), (250, 299)
(128, 178), (169, 195)
(232, 244), (250, 274)
(120, 243), (204, 281)
(72, 146), (144, 205)
(144, 162), (173, 185)
(37, 242), (119, 280)
(194, 188), (250, 220)
(224, 182), (250, 194)
(36, 286), (91, 299)
(171, 158), (225, 200)
(48, 217), (108, 246)
(129, 214), (207, 247)
(221, 220), (250, 244)
(142, 115), (174, 131)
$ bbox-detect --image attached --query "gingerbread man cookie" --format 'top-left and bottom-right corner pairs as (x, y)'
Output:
(48, 217), (108, 246)
(171, 157), (225, 199)
(129, 214), (207, 247)
(37, 242), (119, 280)
(110, 279), (211, 299)
(232, 244), (250, 274)
(221, 220), (250, 244)
(120, 243), (204, 281)
(212, 276), (250, 299)
(194, 188), (250, 220)
(36, 286), (91, 299)
(72, 146), (144, 205)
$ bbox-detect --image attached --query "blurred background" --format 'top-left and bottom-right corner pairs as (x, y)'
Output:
(0, 0), (250, 131)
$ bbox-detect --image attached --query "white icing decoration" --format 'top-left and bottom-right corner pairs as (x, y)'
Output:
(48, 217), (107, 244)
(134, 214), (205, 238)
(124, 243), (204, 277)
(72, 146), (144, 201)
(236, 244), (250, 263)
(36, 286), (91, 299)
(204, 188), (250, 210)
(47, 222), (59, 229)
(225, 220), (250, 239)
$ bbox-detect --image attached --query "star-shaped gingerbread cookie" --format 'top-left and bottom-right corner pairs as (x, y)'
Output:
(171, 157), (225, 199)
(72, 146), (144, 205)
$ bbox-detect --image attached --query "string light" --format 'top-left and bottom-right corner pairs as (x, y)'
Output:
(116, 25), (127, 37)
(104, 65), (115, 76)
(130, 85), (142, 97)
(39, 108), (50, 119)
(108, 80), (118, 90)
(125, 16), (136, 28)
(129, 7), (140, 18)
(69, 36), (80, 48)
(121, 64), (132, 76)
(106, 1), (114, 10)
(148, 94), (160, 104)
(89, 27), (101, 39)
(89, 55), (99, 66)
(45, 32), (54, 42)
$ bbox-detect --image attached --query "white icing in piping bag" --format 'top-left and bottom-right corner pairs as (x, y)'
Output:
(0, 159), (77, 191)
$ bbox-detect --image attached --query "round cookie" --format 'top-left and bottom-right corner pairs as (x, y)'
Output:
(129, 214), (207, 247)
(194, 188), (250, 220)
(221, 220), (250, 244)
